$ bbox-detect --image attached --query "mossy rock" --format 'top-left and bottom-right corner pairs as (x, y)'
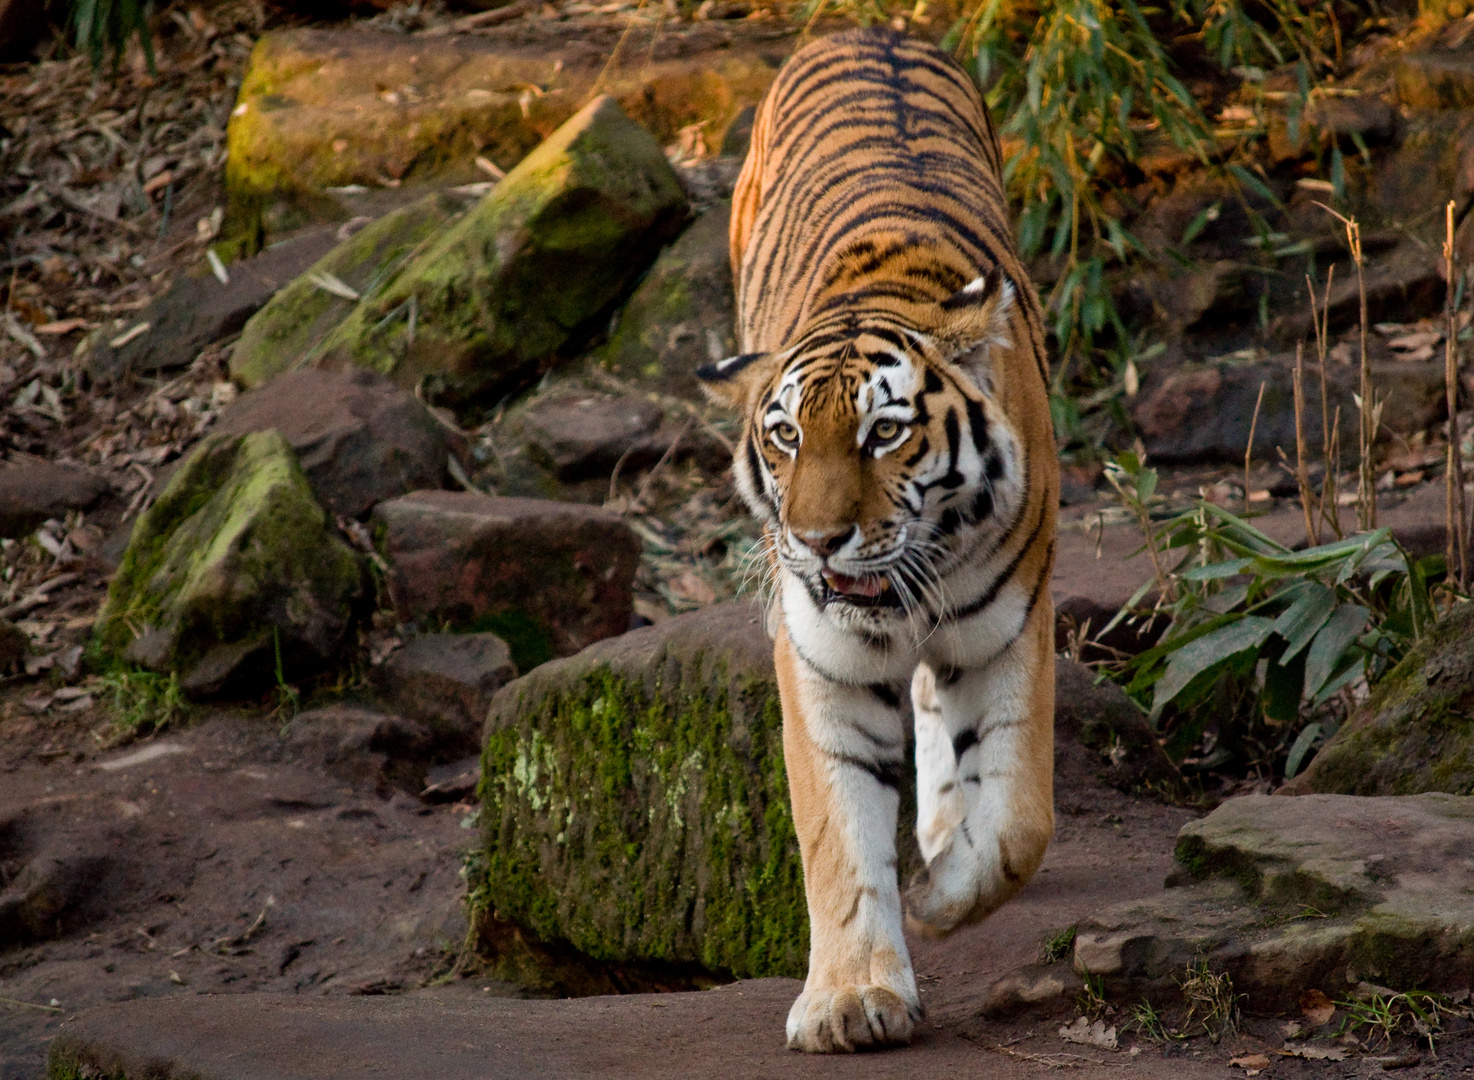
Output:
(471, 601), (809, 992)
(231, 191), (469, 389)
(591, 201), (737, 402)
(308, 95), (689, 403)
(1076, 793), (1474, 1010)
(222, 27), (778, 250)
(96, 431), (363, 697)
(1281, 602), (1474, 796)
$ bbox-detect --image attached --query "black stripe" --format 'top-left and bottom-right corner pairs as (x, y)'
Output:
(952, 728), (979, 759)
(836, 753), (903, 791)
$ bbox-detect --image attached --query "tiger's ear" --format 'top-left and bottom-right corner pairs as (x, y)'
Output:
(933, 266), (1016, 370)
(696, 351), (782, 408)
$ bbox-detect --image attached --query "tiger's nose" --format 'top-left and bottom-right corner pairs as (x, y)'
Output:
(795, 525), (856, 557)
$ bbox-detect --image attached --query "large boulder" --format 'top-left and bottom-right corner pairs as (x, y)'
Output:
(371, 490), (640, 670)
(223, 27), (776, 246)
(208, 367), (452, 519)
(375, 632), (516, 752)
(0, 461), (111, 538)
(84, 228), (340, 382)
(1132, 357), (1447, 464)
(1279, 601), (1474, 797)
(591, 201), (738, 401)
(95, 431), (363, 697)
(471, 601), (807, 992)
(231, 192), (470, 390)
(1054, 659), (1185, 797)
(1073, 793), (1474, 1010)
(304, 96), (689, 402)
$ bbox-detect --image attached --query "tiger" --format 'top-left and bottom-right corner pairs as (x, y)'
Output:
(695, 27), (1059, 1053)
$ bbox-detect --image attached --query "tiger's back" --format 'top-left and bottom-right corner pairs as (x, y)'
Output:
(733, 29), (1045, 381)
(704, 28), (1057, 1055)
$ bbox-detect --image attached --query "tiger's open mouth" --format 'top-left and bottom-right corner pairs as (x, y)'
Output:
(822, 570), (891, 600)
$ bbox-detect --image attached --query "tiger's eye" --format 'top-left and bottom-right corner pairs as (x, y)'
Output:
(872, 419), (901, 442)
(774, 421), (800, 446)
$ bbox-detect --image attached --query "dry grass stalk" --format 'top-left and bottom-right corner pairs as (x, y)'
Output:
(1315, 204), (1376, 531)
(1444, 200), (1469, 590)
(1309, 268), (1344, 540)
(1293, 343), (1318, 546)
(1245, 379), (1267, 513)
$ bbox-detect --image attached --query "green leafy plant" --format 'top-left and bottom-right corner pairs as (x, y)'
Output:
(68, 0), (155, 71)
(1102, 450), (1447, 775)
(99, 666), (187, 737)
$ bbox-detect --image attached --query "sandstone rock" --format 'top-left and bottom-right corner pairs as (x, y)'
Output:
(1054, 658), (1185, 797)
(0, 617), (26, 674)
(0, 461), (111, 538)
(1133, 356), (1447, 464)
(310, 96), (689, 402)
(85, 228), (340, 382)
(1266, 92), (1395, 162)
(224, 27), (776, 245)
(371, 490), (639, 670)
(1356, 114), (1474, 242)
(1395, 50), (1474, 110)
(96, 431), (363, 697)
(208, 367), (451, 519)
(1279, 601), (1474, 796)
(472, 600), (806, 991)
(283, 705), (435, 793)
(0, 834), (112, 947)
(230, 192), (468, 390)
(376, 632), (515, 751)
(520, 389), (664, 480)
(592, 202), (737, 401)
(1074, 793), (1474, 1010)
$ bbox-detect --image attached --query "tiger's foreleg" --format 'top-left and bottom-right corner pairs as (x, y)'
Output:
(774, 623), (921, 1053)
(904, 610), (1055, 937)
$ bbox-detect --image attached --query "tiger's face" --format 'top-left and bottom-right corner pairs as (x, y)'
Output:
(700, 270), (1025, 626)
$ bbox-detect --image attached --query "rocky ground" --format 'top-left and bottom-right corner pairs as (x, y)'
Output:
(4, 0), (1474, 1077)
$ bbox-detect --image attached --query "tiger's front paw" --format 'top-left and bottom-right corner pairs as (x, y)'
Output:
(785, 985), (918, 1053)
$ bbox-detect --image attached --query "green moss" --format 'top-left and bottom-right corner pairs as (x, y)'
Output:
(1297, 603), (1474, 796)
(474, 659), (807, 981)
(232, 191), (464, 388)
(461, 608), (554, 675)
(313, 95), (688, 402)
(95, 431), (362, 689)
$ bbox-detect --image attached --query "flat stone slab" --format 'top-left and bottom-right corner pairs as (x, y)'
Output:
(47, 980), (1240, 1080)
(1074, 793), (1474, 1010)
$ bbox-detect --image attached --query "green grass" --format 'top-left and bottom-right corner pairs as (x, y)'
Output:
(1040, 924), (1077, 964)
(98, 666), (188, 738)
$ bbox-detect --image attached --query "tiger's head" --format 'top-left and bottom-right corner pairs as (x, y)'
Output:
(698, 268), (1028, 627)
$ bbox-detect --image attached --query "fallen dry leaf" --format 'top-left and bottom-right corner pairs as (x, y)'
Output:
(1279, 1041), (1346, 1061)
(1300, 988), (1336, 1027)
(1058, 1016), (1118, 1049)
(1229, 1053), (1271, 1075)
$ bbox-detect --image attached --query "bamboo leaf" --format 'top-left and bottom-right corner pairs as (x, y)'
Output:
(1303, 603), (1369, 701)
(1152, 615), (1276, 715)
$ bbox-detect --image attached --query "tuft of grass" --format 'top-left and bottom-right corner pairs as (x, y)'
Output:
(99, 667), (187, 738)
(1041, 925), (1078, 964)
(1125, 1000), (1174, 1042)
(1178, 956), (1241, 1038)
(1337, 990), (1471, 1051)
(1077, 971), (1109, 1016)
(271, 626), (300, 726)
